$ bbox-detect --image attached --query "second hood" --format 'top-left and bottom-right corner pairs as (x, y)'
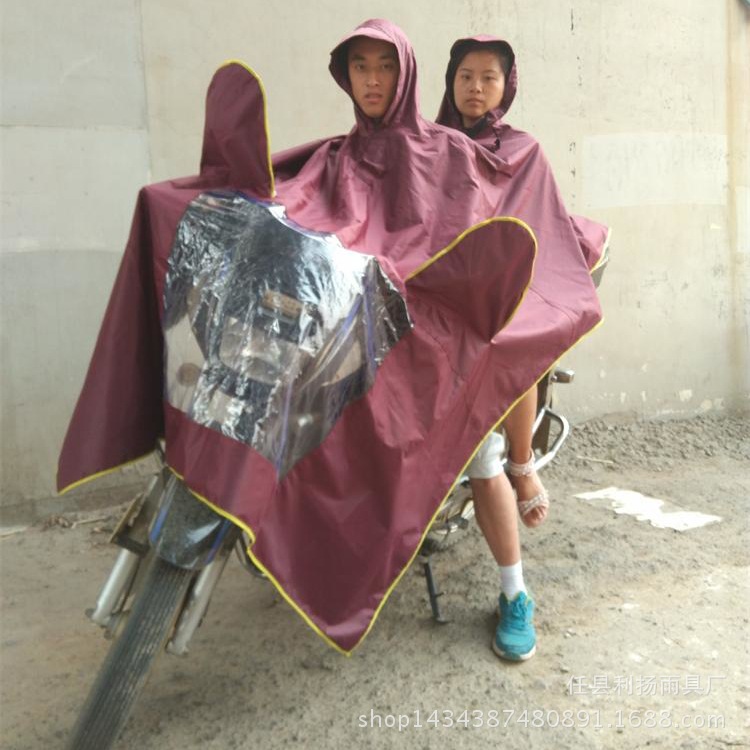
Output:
(329, 18), (421, 132)
(436, 35), (517, 133)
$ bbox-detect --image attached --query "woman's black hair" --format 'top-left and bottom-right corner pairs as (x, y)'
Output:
(446, 39), (513, 152)
(445, 39), (514, 117)
(451, 39), (513, 79)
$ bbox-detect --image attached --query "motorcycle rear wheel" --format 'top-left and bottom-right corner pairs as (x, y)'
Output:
(67, 556), (194, 750)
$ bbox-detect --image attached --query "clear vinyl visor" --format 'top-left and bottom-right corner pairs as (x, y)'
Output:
(163, 192), (411, 477)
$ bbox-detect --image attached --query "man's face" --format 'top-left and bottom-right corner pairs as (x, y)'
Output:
(453, 50), (506, 128)
(347, 37), (400, 120)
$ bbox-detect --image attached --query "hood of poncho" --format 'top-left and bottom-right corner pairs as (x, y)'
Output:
(329, 18), (421, 133)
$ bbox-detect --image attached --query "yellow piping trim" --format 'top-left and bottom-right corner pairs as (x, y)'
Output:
(165, 465), (256, 543)
(165, 465), (351, 656)
(244, 547), (351, 656)
(405, 215), (538, 339)
(59, 225), (602, 654)
(217, 59), (276, 199)
(405, 216), (536, 282)
(59, 310), (603, 654)
(58, 450), (156, 496)
(58, 312), (604, 653)
(342, 313), (606, 654)
(589, 226), (612, 275)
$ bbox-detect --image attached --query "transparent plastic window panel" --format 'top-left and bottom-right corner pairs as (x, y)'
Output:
(163, 192), (412, 477)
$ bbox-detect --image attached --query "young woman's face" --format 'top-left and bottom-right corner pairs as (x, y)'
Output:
(453, 50), (506, 128)
(347, 37), (400, 120)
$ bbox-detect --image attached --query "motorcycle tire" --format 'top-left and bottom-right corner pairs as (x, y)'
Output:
(67, 556), (194, 750)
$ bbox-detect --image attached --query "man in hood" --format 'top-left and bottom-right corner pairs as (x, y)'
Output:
(346, 36), (400, 121)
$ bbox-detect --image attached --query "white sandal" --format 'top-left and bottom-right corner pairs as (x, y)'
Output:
(507, 451), (549, 527)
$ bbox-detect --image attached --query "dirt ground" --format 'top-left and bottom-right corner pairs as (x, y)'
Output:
(1, 413), (748, 750)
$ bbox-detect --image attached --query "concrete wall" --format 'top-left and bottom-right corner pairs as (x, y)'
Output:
(2, 0), (748, 517)
(1, 0), (155, 520)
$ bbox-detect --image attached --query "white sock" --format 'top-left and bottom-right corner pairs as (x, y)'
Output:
(499, 560), (526, 600)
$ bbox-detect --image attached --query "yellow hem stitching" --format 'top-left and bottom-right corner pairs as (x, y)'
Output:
(58, 450), (156, 496)
(343, 313), (606, 653)
(60, 236), (602, 654)
(405, 215), (537, 356)
(217, 59), (276, 199)
(165, 465), (352, 656)
(163, 235), (601, 655)
(404, 216), (536, 282)
(59, 309), (603, 654)
(589, 227), (612, 275)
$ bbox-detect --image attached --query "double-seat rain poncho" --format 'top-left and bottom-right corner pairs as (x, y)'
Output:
(58, 20), (607, 653)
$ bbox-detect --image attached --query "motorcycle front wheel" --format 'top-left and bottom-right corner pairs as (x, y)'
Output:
(67, 556), (194, 750)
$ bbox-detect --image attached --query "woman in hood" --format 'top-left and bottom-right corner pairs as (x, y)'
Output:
(435, 36), (541, 664)
(437, 36), (609, 533)
(436, 35), (610, 662)
(438, 37), (550, 527)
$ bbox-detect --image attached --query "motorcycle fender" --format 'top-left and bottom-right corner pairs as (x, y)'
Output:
(149, 475), (234, 570)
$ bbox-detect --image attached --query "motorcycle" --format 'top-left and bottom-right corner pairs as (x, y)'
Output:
(66, 191), (609, 749)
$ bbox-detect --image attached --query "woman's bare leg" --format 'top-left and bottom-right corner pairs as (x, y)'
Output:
(503, 388), (548, 527)
(470, 474), (519, 566)
(470, 472), (536, 660)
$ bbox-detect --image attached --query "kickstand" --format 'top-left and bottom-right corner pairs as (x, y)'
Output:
(419, 553), (449, 624)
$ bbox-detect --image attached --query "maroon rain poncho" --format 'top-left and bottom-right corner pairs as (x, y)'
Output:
(58, 20), (605, 653)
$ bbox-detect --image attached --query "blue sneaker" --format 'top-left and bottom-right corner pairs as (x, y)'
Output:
(493, 592), (537, 661)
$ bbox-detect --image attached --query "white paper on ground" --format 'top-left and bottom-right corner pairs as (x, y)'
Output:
(574, 487), (722, 531)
